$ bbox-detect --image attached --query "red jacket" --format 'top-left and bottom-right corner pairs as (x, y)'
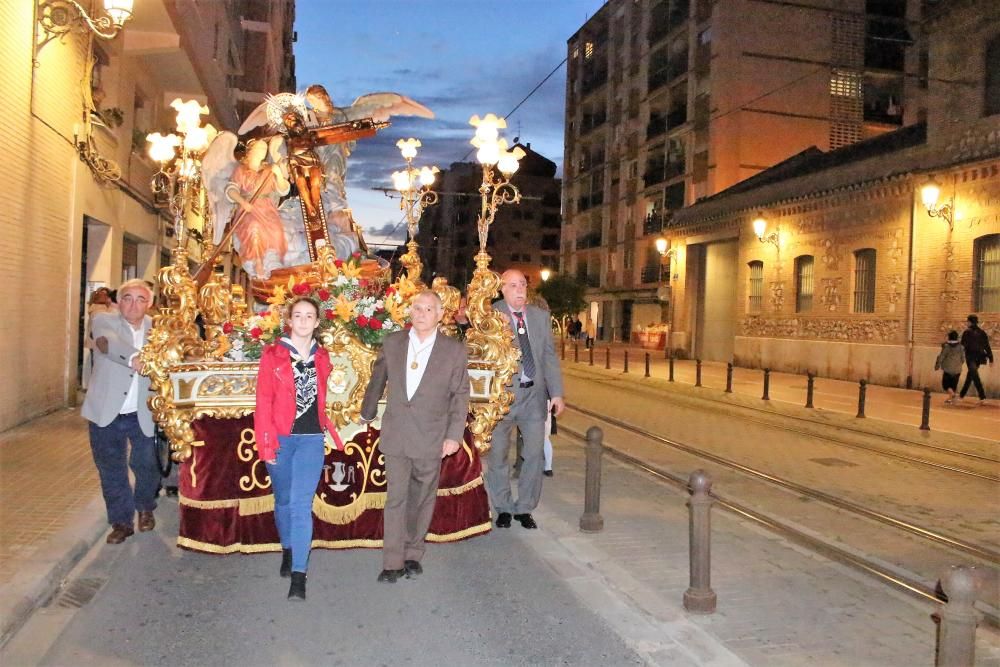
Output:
(254, 342), (338, 462)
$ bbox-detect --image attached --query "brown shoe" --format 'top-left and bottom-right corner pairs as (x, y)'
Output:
(107, 524), (134, 544)
(137, 511), (155, 532)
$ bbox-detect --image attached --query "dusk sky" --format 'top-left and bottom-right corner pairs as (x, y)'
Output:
(294, 0), (605, 247)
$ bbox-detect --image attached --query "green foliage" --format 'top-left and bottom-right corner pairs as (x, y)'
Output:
(537, 274), (586, 320)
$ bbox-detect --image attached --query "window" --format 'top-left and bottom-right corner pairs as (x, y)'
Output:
(986, 37), (1000, 117)
(974, 234), (1000, 311)
(795, 255), (814, 312)
(853, 249), (876, 313)
(748, 261), (763, 313)
(122, 238), (139, 282)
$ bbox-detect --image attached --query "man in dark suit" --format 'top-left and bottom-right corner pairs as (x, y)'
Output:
(486, 269), (565, 530)
(361, 291), (470, 582)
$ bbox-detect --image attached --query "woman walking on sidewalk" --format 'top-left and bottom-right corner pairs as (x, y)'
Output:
(255, 296), (341, 600)
(934, 330), (964, 404)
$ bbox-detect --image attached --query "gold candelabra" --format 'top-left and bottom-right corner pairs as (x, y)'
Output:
(392, 138), (439, 283)
(36, 0), (133, 48)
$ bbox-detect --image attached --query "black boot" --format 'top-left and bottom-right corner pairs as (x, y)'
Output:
(288, 572), (306, 600)
(280, 549), (292, 578)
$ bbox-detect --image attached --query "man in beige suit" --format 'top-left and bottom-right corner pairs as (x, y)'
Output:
(361, 291), (470, 583)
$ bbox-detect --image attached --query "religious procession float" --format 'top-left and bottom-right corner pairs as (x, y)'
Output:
(140, 86), (525, 553)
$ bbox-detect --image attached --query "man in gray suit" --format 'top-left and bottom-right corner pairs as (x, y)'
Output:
(361, 291), (470, 583)
(486, 269), (565, 530)
(81, 279), (159, 544)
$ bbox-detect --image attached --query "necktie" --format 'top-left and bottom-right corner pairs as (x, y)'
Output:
(513, 311), (536, 379)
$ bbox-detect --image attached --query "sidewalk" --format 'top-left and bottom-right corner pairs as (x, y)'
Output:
(564, 342), (999, 442)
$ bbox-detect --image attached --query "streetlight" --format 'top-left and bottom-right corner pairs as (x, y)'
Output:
(540, 268), (552, 282)
(37, 0), (134, 48)
(392, 138), (439, 282)
(920, 175), (954, 230)
(752, 214), (779, 248)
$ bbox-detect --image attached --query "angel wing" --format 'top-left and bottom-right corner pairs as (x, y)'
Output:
(237, 100), (270, 136)
(201, 131), (240, 245)
(341, 93), (434, 122)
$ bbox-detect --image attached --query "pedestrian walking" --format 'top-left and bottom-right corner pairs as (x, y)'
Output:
(958, 314), (994, 405)
(81, 279), (158, 545)
(360, 291), (470, 583)
(934, 330), (965, 404)
(254, 295), (342, 600)
(486, 270), (565, 530)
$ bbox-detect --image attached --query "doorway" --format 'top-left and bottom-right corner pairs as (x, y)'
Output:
(695, 240), (739, 362)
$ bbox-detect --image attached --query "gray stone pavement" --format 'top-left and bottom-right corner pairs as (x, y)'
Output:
(564, 342), (1000, 441)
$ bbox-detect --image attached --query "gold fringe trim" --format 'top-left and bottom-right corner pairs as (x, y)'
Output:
(310, 538), (383, 549)
(311, 492), (386, 525)
(178, 494), (239, 510)
(426, 521), (492, 542)
(176, 536), (282, 554)
(437, 475), (483, 496)
(238, 495), (274, 516)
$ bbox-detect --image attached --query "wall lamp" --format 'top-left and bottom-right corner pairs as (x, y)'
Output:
(920, 176), (954, 230)
(752, 215), (779, 248)
(654, 237), (678, 259)
(37, 0), (133, 48)
(540, 268), (552, 282)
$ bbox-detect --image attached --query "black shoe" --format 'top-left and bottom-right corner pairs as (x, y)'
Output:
(287, 572), (306, 600)
(404, 560), (423, 577)
(513, 513), (538, 529)
(165, 486), (179, 497)
(496, 512), (512, 528)
(377, 569), (404, 583)
(280, 549), (292, 578)
(543, 470), (554, 477)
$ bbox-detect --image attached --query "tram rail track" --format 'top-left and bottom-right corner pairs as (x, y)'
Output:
(566, 370), (1000, 480)
(557, 414), (1000, 628)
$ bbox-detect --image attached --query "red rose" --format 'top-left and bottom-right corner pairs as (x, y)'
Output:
(404, 322), (412, 329)
(317, 289), (330, 301)
(352, 251), (362, 259)
(369, 317), (383, 330)
(359, 279), (368, 288)
(250, 327), (263, 339)
(356, 315), (369, 327)
(222, 322), (234, 334)
(292, 283), (310, 296)
(385, 286), (396, 295)
(334, 259), (344, 268)
(325, 309), (335, 320)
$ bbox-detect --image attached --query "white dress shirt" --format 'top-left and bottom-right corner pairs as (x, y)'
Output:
(406, 328), (437, 400)
(120, 322), (144, 414)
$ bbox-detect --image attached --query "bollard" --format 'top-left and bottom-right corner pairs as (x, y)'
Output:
(725, 362), (733, 393)
(623, 349), (629, 374)
(761, 368), (771, 400)
(669, 354), (675, 382)
(921, 387), (932, 431)
(935, 565), (980, 666)
(605, 347), (611, 370)
(805, 372), (815, 409)
(695, 359), (702, 387)
(589, 345), (594, 366)
(574, 342), (579, 363)
(579, 426), (605, 533)
(684, 470), (717, 614)
(645, 352), (651, 378)
(856, 379), (867, 418)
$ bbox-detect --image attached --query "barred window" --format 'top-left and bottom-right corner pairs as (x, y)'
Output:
(795, 255), (814, 312)
(748, 260), (763, 314)
(974, 234), (1000, 311)
(853, 249), (876, 313)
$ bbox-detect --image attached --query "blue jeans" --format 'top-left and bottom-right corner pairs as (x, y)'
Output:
(266, 434), (325, 573)
(88, 413), (159, 526)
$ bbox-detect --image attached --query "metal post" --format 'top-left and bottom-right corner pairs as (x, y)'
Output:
(856, 379), (867, 418)
(644, 352), (651, 378)
(725, 362), (733, 393)
(574, 342), (579, 363)
(935, 566), (980, 667)
(605, 347), (611, 370)
(805, 372), (815, 409)
(561, 337), (566, 361)
(919, 387), (933, 431)
(683, 470), (717, 614)
(695, 359), (702, 387)
(762, 368), (771, 401)
(623, 349), (629, 374)
(669, 355), (675, 382)
(588, 345), (594, 366)
(579, 426), (604, 533)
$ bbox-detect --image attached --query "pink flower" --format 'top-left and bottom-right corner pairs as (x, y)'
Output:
(352, 251), (362, 259)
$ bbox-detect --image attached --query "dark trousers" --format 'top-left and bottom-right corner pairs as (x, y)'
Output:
(960, 360), (986, 400)
(382, 454), (441, 570)
(88, 413), (159, 526)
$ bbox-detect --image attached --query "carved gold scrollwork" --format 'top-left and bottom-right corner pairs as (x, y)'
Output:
(237, 428), (271, 492)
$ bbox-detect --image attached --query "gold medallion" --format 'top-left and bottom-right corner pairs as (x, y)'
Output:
(410, 361), (419, 370)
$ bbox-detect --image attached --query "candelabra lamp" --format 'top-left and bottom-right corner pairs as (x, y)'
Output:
(392, 138), (439, 283)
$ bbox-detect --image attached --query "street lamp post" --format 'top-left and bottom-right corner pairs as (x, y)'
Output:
(655, 237), (677, 356)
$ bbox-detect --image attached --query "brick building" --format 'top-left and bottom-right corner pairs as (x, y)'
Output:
(0, 1), (295, 430)
(658, 0), (1000, 393)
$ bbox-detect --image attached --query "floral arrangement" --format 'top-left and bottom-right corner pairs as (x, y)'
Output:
(223, 252), (416, 360)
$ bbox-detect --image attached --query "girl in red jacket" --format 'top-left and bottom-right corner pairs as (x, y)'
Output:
(255, 295), (339, 600)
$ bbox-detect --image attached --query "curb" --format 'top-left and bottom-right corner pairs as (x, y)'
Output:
(0, 495), (107, 648)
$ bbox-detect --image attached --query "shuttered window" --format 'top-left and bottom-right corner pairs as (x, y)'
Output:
(748, 261), (763, 313)
(853, 249), (876, 313)
(974, 234), (1000, 312)
(795, 255), (814, 312)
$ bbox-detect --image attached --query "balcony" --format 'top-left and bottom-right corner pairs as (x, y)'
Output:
(581, 112), (608, 135)
(644, 166), (666, 187)
(646, 115), (668, 141)
(582, 71), (609, 95)
(576, 232), (603, 250)
(641, 265), (661, 284)
(666, 107), (688, 128)
(643, 213), (663, 236)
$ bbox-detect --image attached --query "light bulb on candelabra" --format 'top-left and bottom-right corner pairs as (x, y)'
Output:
(146, 132), (181, 164)
(170, 99), (210, 135)
(418, 166), (438, 187)
(392, 170), (412, 193)
(397, 138), (421, 160)
(183, 125), (211, 152)
(469, 113), (505, 143)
